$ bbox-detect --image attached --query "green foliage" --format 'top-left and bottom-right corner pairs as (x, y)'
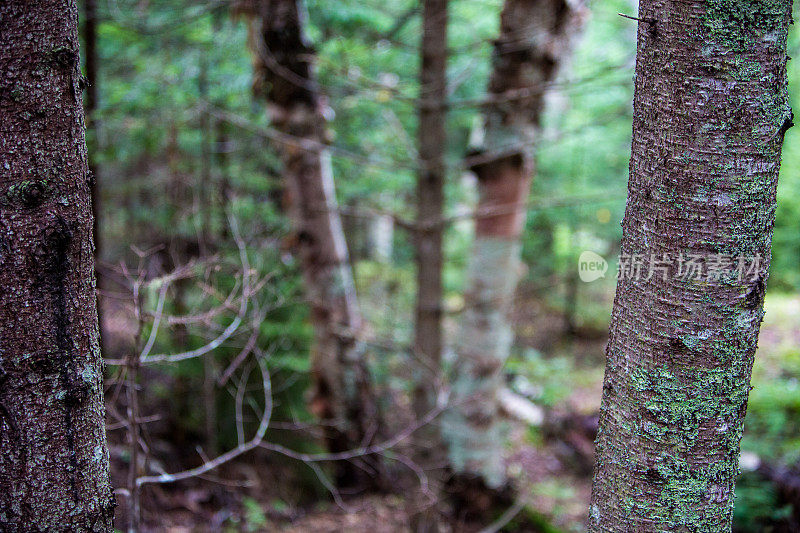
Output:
(85, 0), (316, 448)
(242, 497), (268, 532)
(733, 473), (792, 532)
(507, 349), (602, 409)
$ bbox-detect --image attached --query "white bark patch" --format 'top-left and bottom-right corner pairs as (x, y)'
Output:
(443, 238), (523, 488)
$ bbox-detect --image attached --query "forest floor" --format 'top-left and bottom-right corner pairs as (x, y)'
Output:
(104, 292), (800, 532)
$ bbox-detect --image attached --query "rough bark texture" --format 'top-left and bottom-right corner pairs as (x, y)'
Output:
(589, 1), (793, 530)
(442, 0), (583, 489)
(0, 1), (115, 530)
(246, 0), (377, 485)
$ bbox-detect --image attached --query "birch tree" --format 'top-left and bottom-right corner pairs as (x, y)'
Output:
(590, 0), (794, 530)
(0, 0), (114, 529)
(244, 0), (377, 486)
(443, 0), (584, 489)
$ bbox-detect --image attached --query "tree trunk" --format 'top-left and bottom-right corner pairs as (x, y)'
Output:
(198, 50), (211, 255)
(0, 1), (114, 530)
(413, 0), (448, 414)
(196, 49), (218, 456)
(412, 0), (448, 449)
(82, 0), (109, 357)
(589, 1), (793, 530)
(443, 0), (583, 490)
(83, 0), (101, 260)
(245, 0), (378, 487)
(408, 3), (449, 530)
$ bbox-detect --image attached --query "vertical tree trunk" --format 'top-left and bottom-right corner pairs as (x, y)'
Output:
(82, 0), (109, 356)
(0, 1), (114, 530)
(589, 1), (793, 530)
(83, 0), (101, 259)
(409, 4), (449, 530)
(443, 0), (583, 490)
(198, 40), (218, 456)
(413, 0), (448, 412)
(368, 202), (394, 263)
(198, 50), (211, 254)
(215, 117), (232, 240)
(246, 0), (378, 486)
(412, 0), (448, 459)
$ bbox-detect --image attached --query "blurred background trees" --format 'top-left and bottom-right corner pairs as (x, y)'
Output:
(73, 0), (800, 530)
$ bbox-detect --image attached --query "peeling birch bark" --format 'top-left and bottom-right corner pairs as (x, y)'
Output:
(443, 0), (584, 489)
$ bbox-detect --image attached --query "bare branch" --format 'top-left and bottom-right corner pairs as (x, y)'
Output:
(140, 213), (252, 364)
(136, 354), (272, 487)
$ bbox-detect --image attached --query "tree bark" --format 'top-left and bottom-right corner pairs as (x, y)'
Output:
(413, 0), (448, 410)
(83, 0), (101, 260)
(413, 0), (447, 393)
(443, 0), (583, 489)
(408, 4), (449, 530)
(245, 0), (378, 486)
(0, 1), (114, 530)
(411, 0), (449, 461)
(82, 0), (110, 358)
(589, 1), (793, 531)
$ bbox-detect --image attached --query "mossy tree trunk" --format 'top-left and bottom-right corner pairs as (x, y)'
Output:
(0, 0), (114, 530)
(443, 0), (583, 490)
(245, 0), (379, 487)
(589, 0), (793, 530)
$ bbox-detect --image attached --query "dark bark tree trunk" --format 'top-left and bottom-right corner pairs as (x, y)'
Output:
(413, 0), (448, 413)
(443, 0), (583, 491)
(198, 51), (211, 255)
(0, 1), (115, 530)
(214, 117), (232, 240)
(83, 0), (101, 260)
(409, 3), (449, 530)
(82, 0), (109, 356)
(589, 1), (793, 530)
(196, 51), (219, 455)
(245, 0), (379, 487)
(412, 0), (448, 451)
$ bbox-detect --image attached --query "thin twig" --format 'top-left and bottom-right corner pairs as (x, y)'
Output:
(136, 355), (272, 487)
